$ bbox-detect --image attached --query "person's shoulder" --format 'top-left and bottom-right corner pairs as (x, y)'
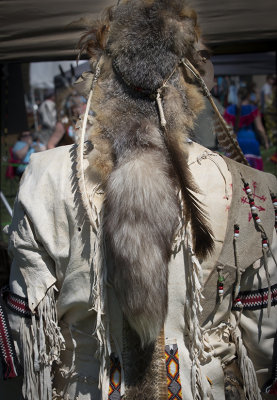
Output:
(30, 144), (73, 165)
(19, 145), (77, 203)
(224, 155), (276, 192)
(12, 140), (25, 151)
(25, 145), (75, 183)
(225, 104), (236, 113)
(186, 141), (225, 170)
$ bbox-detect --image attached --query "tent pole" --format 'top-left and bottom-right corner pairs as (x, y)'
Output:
(0, 191), (12, 217)
(31, 86), (39, 131)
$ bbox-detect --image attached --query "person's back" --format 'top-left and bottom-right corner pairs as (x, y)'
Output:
(224, 87), (268, 170)
(1, 2), (277, 400)
(39, 91), (57, 131)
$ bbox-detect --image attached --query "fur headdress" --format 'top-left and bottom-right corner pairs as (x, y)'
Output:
(78, 0), (215, 346)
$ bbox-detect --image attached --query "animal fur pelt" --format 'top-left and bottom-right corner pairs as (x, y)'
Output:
(78, 0), (214, 346)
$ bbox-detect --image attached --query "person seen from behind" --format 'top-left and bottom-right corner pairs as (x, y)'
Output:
(224, 85), (269, 170)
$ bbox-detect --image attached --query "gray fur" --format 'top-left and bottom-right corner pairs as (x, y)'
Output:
(104, 147), (179, 346)
(84, 0), (213, 346)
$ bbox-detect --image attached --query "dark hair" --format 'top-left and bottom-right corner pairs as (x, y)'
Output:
(18, 131), (33, 140)
(237, 86), (251, 102)
(235, 86), (252, 131)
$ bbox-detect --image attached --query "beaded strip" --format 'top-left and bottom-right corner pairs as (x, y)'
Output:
(233, 224), (243, 310)
(217, 265), (224, 303)
(6, 291), (33, 319)
(165, 344), (182, 399)
(232, 283), (277, 311)
(108, 354), (121, 399)
(242, 179), (264, 231)
(0, 287), (22, 379)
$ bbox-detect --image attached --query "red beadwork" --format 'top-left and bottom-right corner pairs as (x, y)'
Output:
(262, 238), (268, 248)
(252, 213), (261, 223)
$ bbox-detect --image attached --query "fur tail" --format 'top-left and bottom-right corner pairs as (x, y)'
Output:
(104, 150), (179, 346)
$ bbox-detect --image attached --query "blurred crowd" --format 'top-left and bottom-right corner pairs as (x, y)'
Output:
(8, 80), (87, 178)
(8, 72), (277, 177)
(194, 74), (276, 171)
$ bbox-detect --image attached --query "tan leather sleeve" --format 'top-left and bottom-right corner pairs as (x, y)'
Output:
(238, 230), (277, 390)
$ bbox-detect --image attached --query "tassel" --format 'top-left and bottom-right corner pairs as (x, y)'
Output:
(262, 245), (272, 317)
(217, 265), (224, 304)
(232, 328), (262, 400)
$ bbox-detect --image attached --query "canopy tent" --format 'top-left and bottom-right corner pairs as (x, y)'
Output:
(0, 0), (277, 62)
(29, 60), (88, 89)
(213, 52), (276, 76)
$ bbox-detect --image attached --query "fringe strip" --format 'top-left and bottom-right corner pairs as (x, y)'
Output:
(87, 209), (110, 400)
(183, 223), (210, 400)
(74, 55), (111, 398)
(232, 327), (262, 400)
(20, 286), (65, 400)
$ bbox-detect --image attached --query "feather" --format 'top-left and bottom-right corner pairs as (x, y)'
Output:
(181, 58), (249, 165)
(76, 58), (103, 233)
(162, 125), (214, 258)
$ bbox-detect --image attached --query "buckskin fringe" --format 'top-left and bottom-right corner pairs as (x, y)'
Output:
(20, 287), (65, 400)
(232, 327), (262, 400)
(181, 221), (211, 399)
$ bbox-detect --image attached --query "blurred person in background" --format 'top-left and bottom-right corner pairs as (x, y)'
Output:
(47, 93), (86, 149)
(224, 85), (269, 170)
(263, 77), (277, 163)
(39, 89), (57, 132)
(260, 75), (275, 115)
(12, 130), (46, 177)
(38, 89), (57, 145)
(193, 47), (224, 150)
(249, 81), (260, 106)
(227, 79), (238, 106)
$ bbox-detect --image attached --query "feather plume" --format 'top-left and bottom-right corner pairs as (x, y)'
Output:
(182, 58), (249, 165)
(75, 58), (103, 233)
(162, 125), (214, 258)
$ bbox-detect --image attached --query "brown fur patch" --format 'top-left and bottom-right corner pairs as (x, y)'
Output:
(82, 0), (214, 345)
(122, 320), (167, 400)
